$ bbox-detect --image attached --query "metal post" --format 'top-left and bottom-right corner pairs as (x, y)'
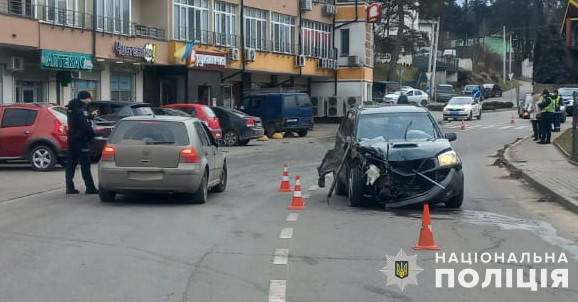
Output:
(503, 25), (506, 84)
(432, 18), (440, 102)
(573, 92), (578, 161)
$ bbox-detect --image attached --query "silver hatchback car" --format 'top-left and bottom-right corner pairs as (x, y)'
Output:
(98, 116), (227, 203)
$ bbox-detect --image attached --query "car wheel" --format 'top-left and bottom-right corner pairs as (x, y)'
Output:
(99, 185), (116, 203)
(421, 100), (428, 107)
(29, 145), (57, 171)
(223, 130), (240, 146)
(238, 139), (250, 146)
(467, 111), (473, 121)
(334, 171), (347, 196)
(445, 189), (464, 208)
(297, 129), (309, 137)
(477, 110), (482, 120)
(348, 168), (365, 207)
(191, 171), (208, 204)
(212, 163), (227, 193)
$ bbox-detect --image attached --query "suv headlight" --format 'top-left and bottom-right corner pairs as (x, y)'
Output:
(438, 150), (459, 167)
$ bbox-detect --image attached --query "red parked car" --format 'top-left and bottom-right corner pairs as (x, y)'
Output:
(163, 103), (222, 139)
(0, 103), (69, 171)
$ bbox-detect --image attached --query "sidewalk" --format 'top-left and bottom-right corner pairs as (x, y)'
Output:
(504, 131), (578, 213)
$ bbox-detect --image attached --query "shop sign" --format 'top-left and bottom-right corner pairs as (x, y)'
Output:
(41, 50), (93, 71)
(367, 3), (382, 23)
(193, 51), (227, 71)
(114, 41), (157, 63)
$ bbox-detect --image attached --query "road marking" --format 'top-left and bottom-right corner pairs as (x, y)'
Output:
(303, 194), (311, 199)
(286, 213), (299, 222)
(499, 125), (514, 129)
(514, 126), (527, 130)
(308, 185), (319, 191)
(279, 228), (294, 239)
(480, 125), (494, 129)
(273, 249), (289, 265)
(269, 280), (286, 302)
(468, 125), (483, 129)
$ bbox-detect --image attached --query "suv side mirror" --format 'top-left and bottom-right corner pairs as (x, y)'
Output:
(445, 132), (457, 142)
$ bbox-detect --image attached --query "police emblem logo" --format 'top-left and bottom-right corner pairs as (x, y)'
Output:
(395, 261), (409, 279)
(380, 249), (423, 291)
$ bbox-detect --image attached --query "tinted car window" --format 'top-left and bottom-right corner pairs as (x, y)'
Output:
(284, 96), (298, 109)
(297, 95), (312, 108)
(415, 91), (422, 96)
(246, 96), (265, 109)
(178, 107), (197, 117)
(194, 122), (211, 146)
(1, 108), (38, 128)
(109, 120), (189, 146)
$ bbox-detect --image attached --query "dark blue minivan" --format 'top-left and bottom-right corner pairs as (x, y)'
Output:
(240, 93), (314, 137)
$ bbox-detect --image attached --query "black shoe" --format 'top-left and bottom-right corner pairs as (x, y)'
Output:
(533, 138), (539, 141)
(66, 189), (80, 194)
(85, 187), (99, 194)
(538, 141), (549, 145)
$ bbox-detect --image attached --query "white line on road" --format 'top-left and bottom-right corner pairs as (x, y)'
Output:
(273, 249), (289, 265)
(286, 213), (299, 222)
(514, 126), (528, 130)
(308, 185), (319, 191)
(302, 194), (311, 199)
(279, 228), (294, 239)
(468, 125), (483, 129)
(268, 280), (286, 302)
(480, 125), (494, 129)
(499, 125), (514, 129)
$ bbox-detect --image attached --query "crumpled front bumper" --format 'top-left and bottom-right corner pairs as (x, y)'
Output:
(384, 167), (464, 208)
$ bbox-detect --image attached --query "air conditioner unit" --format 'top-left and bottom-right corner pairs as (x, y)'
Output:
(326, 96), (345, 117)
(244, 48), (256, 62)
(324, 4), (337, 16)
(346, 96), (362, 108)
(302, 0), (313, 11)
(348, 55), (362, 67)
(71, 71), (82, 79)
(295, 54), (306, 67)
(311, 96), (326, 117)
(7, 56), (24, 72)
(228, 48), (240, 61)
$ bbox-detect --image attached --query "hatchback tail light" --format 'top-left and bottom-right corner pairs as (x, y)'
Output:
(54, 120), (68, 136)
(101, 145), (116, 162)
(180, 147), (199, 163)
(208, 117), (221, 130)
(246, 118), (255, 127)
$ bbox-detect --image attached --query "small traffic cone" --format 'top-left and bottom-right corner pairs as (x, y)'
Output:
(510, 114), (515, 124)
(413, 203), (440, 250)
(288, 176), (307, 210)
(278, 164), (292, 192)
(460, 121), (466, 131)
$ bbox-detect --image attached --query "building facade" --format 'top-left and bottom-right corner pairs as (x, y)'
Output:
(0, 0), (375, 117)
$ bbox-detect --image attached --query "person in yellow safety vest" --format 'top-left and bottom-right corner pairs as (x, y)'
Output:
(538, 89), (555, 144)
(551, 89), (562, 132)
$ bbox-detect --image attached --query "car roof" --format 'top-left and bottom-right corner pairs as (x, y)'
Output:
(119, 115), (198, 123)
(357, 105), (429, 115)
(248, 92), (307, 96)
(166, 103), (208, 108)
(0, 103), (59, 108)
(91, 101), (149, 106)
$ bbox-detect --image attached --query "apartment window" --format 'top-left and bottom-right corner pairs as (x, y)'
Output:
(8, 0), (33, 17)
(272, 13), (295, 54)
(41, 0), (86, 27)
(340, 28), (349, 57)
(214, 1), (236, 47)
(173, 0), (209, 44)
(110, 74), (133, 102)
(244, 7), (267, 51)
(96, 0), (130, 35)
(302, 20), (332, 58)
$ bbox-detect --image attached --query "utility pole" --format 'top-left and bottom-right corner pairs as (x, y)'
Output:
(427, 21), (435, 91)
(509, 34), (513, 76)
(503, 25), (506, 83)
(432, 18), (440, 102)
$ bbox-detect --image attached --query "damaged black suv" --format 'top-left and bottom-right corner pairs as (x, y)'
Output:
(318, 105), (464, 208)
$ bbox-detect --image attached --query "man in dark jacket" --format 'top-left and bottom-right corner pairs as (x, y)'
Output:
(65, 91), (98, 194)
(397, 91), (409, 104)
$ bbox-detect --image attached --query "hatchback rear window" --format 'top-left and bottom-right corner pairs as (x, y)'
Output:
(203, 107), (216, 118)
(109, 120), (190, 146)
(49, 107), (68, 123)
(131, 106), (154, 116)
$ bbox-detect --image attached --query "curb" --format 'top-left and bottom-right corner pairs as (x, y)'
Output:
(503, 137), (578, 214)
(553, 141), (578, 167)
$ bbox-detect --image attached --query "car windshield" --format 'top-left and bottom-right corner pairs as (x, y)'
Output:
(109, 120), (190, 146)
(558, 88), (578, 97)
(463, 85), (477, 91)
(356, 112), (439, 142)
(449, 97), (473, 105)
(438, 86), (453, 93)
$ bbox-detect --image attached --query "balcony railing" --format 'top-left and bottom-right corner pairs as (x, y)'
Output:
(174, 28), (240, 48)
(0, 1), (165, 40)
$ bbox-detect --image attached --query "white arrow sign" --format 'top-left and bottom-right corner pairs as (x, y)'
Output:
(508, 73), (514, 81)
(426, 72), (432, 80)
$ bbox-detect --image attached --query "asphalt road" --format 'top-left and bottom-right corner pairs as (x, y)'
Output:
(0, 112), (577, 302)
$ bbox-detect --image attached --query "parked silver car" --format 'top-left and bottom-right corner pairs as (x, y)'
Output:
(98, 116), (227, 203)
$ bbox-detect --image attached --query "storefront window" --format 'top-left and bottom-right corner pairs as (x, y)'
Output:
(110, 74), (133, 102)
(244, 7), (267, 51)
(173, 0), (209, 44)
(214, 1), (236, 47)
(71, 79), (98, 101)
(96, 0), (130, 35)
(272, 13), (295, 54)
(15, 81), (44, 103)
(302, 20), (332, 58)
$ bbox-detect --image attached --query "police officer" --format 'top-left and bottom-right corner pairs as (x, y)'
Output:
(551, 89), (562, 132)
(65, 90), (98, 194)
(538, 89), (555, 144)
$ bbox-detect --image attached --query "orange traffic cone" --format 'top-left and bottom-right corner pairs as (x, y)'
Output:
(413, 203), (440, 250)
(460, 121), (466, 131)
(279, 164), (292, 192)
(510, 114), (515, 124)
(288, 176), (307, 210)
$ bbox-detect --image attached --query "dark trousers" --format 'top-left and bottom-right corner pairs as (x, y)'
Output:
(553, 112), (561, 131)
(65, 138), (96, 191)
(531, 120), (540, 139)
(539, 112), (553, 143)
